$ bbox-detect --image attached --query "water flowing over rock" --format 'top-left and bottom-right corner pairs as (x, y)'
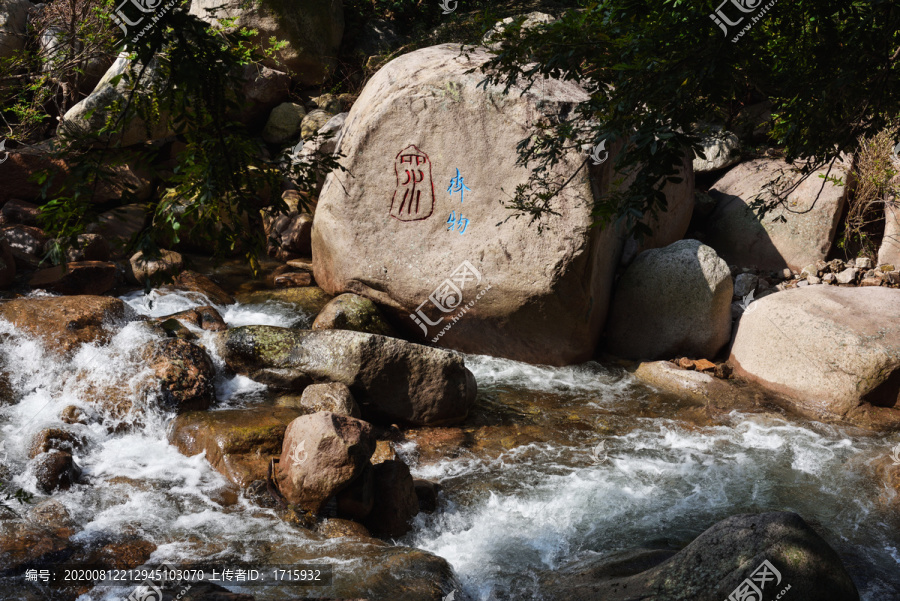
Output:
(164, 270), (235, 306)
(188, 0), (343, 86)
(0, 295), (132, 355)
(704, 158), (849, 271)
(313, 44), (692, 365)
(277, 411), (375, 513)
(545, 512), (858, 601)
(605, 240), (733, 360)
(218, 325), (477, 425)
(729, 286), (900, 430)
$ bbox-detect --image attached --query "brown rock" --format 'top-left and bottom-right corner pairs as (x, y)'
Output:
(144, 338), (216, 412)
(277, 412), (376, 513)
(413, 479), (441, 514)
(28, 428), (82, 459)
(364, 459), (419, 538)
(55, 233), (111, 262)
(1, 199), (40, 226)
(2, 224), (48, 269)
(60, 405), (87, 424)
(0, 520), (73, 573)
(86, 204), (149, 258)
(167, 270), (235, 306)
(0, 238), (16, 288)
(335, 463), (374, 520)
(0, 152), (69, 205)
(370, 439), (396, 465)
(275, 271), (313, 288)
(32, 450), (81, 493)
(29, 261), (118, 295)
(0, 295), (131, 355)
(169, 407), (307, 487)
(676, 357), (695, 370)
(296, 382), (361, 417)
(128, 249), (184, 285)
(265, 211), (313, 261)
(160, 305), (228, 332)
(27, 499), (75, 529)
(693, 358), (716, 372)
(316, 518), (372, 539)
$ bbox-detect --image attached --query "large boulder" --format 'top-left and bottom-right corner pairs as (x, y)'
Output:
(877, 178), (900, 268)
(28, 261), (118, 295)
(605, 240), (733, 360)
(276, 411), (375, 513)
(730, 286), (900, 430)
(363, 459), (419, 538)
(218, 325), (476, 425)
(58, 53), (171, 147)
(0, 0), (30, 59)
(312, 44), (692, 365)
(0, 238), (15, 288)
(188, 0), (343, 86)
(163, 270), (235, 306)
(544, 512), (858, 601)
(704, 158), (850, 272)
(0, 295), (131, 355)
(168, 407), (306, 486)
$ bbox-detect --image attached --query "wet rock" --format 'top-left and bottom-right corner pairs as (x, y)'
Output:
(29, 260), (118, 295)
(27, 499), (75, 530)
(364, 459), (419, 538)
(262, 102), (306, 144)
(705, 158), (850, 272)
(413, 479), (441, 513)
(218, 325), (477, 425)
(157, 318), (198, 341)
(277, 411), (375, 513)
(295, 382), (361, 417)
(1, 199), (40, 225)
(313, 45), (689, 366)
(632, 361), (756, 413)
(60, 405), (87, 424)
(312, 293), (396, 337)
(144, 338), (216, 411)
(546, 512), (858, 601)
(235, 286), (331, 317)
(160, 305), (228, 332)
(28, 428), (82, 459)
(189, 0), (343, 86)
(164, 270), (235, 306)
(169, 407), (307, 487)
(0, 519), (73, 573)
(0, 295), (131, 355)
(2, 224), (48, 268)
(605, 240), (733, 360)
(128, 249), (184, 285)
(730, 286), (900, 429)
(335, 462), (374, 520)
(32, 450), (81, 493)
(316, 517), (372, 539)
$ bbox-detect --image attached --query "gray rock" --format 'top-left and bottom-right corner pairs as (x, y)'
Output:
(0, 0), (31, 59)
(262, 102), (306, 144)
(312, 293), (396, 337)
(300, 109), (334, 140)
(544, 512), (858, 601)
(605, 240), (733, 360)
(218, 325), (477, 425)
(835, 267), (858, 284)
(483, 12), (556, 49)
(822, 272), (837, 284)
(807, 275), (821, 285)
(800, 263), (819, 278)
(297, 382), (360, 418)
(854, 256), (873, 270)
(878, 184), (900, 267)
(732, 272), (758, 298)
(692, 125), (741, 173)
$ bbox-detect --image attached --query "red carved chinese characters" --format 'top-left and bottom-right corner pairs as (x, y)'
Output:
(390, 145), (435, 221)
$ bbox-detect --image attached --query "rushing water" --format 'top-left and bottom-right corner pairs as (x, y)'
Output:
(0, 288), (899, 600)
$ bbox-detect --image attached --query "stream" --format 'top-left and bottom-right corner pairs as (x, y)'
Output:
(0, 284), (899, 600)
